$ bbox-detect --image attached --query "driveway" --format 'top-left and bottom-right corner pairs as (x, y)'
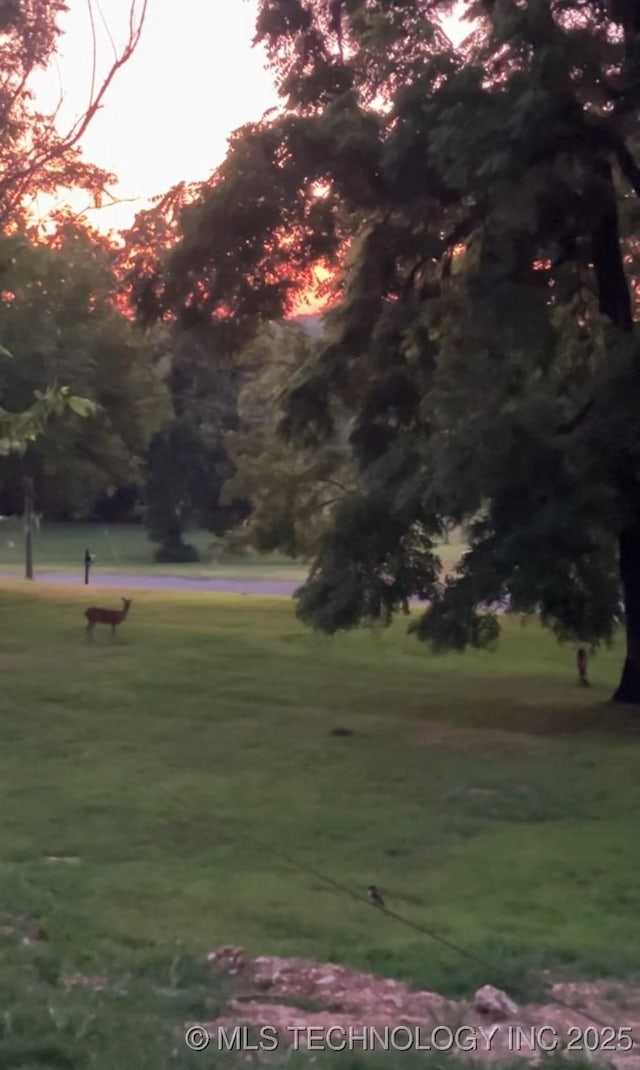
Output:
(0, 571), (509, 611)
(0, 571), (300, 596)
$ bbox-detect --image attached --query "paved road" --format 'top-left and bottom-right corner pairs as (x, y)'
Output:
(0, 570), (301, 596)
(0, 571), (508, 611)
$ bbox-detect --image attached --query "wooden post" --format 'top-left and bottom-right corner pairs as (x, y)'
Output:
(84, 549), (92, 585)
(23, 475), (34, 580)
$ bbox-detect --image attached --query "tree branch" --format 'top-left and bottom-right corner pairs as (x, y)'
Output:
(0, 0), (149, 226)
(402, 213), (479, 298)
(319, 477), (351, 493)
(556, 398), (594, 436)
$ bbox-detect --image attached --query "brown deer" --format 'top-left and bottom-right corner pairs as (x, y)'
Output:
(85, 597), (132, 639)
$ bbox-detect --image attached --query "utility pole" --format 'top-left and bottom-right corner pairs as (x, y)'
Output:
(23, 475), (34, 580)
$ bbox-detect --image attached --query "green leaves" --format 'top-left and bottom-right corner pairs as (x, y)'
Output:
(65, 394), (97, 419)
(223, 321), (355, 558)
(0, 385), (97, 457)
(0, 227), (169, 511)
(145, 0), (640, 659)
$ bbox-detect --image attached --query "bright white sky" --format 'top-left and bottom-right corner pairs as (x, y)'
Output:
(31, 0), (466, 235)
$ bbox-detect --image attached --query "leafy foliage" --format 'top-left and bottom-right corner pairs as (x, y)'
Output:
(142, 327), (248, 557)
(0, 224), (169, 515)
(145, 0), (640, 698)
(0, 383), (97, 455)
(223, 319), (356, 557)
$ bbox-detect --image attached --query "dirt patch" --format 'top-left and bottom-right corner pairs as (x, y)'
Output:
(0, 653), (29, 672)
(409, 723), (549, 753)
(60, 972), (108, 992)
(201, 948), (640, 1067)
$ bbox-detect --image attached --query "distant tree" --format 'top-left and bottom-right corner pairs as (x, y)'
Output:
(0, 0), (151, 516)
(141, 0), (640, 703)
(0, 225), (169, 516)
(144, 419), (200, 562)
(223, 321), (355, 557)
(142, 328), (249, 560)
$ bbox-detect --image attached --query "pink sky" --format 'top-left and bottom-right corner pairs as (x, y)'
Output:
(32, 0), (466, 235)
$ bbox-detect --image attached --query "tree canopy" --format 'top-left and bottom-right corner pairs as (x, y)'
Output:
(0, 0), (150, 480)
(139, 0), (640, 703)
(0, 223), (169, 515)
(143, 325), (248, 561)
(222, 319), (356, 558)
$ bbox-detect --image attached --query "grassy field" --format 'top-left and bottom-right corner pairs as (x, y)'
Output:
(0, 520), (467, 581)
(0, 520), (308, 579)
(0, 584), (635, 1067)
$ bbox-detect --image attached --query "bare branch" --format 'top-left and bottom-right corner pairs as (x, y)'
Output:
(319, 476), (351, 493)
(96, 0), (119, 62)
(63, 0), (149, 153)
(0, 0), (149, 227)
(556, 398), (594, 436)
(86, 0), (98, 115)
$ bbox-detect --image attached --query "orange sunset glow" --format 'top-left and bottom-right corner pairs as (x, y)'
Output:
(30, 1), (468, 236)
(28, 1), (468, 315)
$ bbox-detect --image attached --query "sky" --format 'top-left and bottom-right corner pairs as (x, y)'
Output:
(31, 0), (466, 235)
(32, 0), (280, 233)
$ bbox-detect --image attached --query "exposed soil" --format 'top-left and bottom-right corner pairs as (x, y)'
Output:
(201, 947), (640, 1067)
(409, 724), (549, 753)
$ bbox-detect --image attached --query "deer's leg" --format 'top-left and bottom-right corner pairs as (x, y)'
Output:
(86, 622), (94, 640)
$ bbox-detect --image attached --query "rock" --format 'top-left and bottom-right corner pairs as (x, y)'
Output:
(22, 922), (48, 944)
(207, 946), (249, 974)
(473, 984), (518, 1018)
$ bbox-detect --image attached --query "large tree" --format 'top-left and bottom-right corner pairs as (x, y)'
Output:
(141, 0), (640, 703)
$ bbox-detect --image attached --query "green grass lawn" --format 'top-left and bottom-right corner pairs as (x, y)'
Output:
(0, 520), (309, 579)
(0, 520), (468, 582)
(0, 584), (634, 1068)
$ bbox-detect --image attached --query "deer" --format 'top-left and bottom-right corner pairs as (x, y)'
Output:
(85, 597), (132, 640)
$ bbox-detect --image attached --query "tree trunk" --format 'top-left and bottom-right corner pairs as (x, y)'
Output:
(612, 524), (640, 703)
(23, 475), (33, 581)
(588, 160), (638, 702)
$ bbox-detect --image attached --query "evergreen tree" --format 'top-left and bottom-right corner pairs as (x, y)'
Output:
(142, 328), (249, 558)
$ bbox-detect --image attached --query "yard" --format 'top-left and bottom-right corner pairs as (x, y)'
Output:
(0, 520), (467, 581)
(0, 584), (637, 1066)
